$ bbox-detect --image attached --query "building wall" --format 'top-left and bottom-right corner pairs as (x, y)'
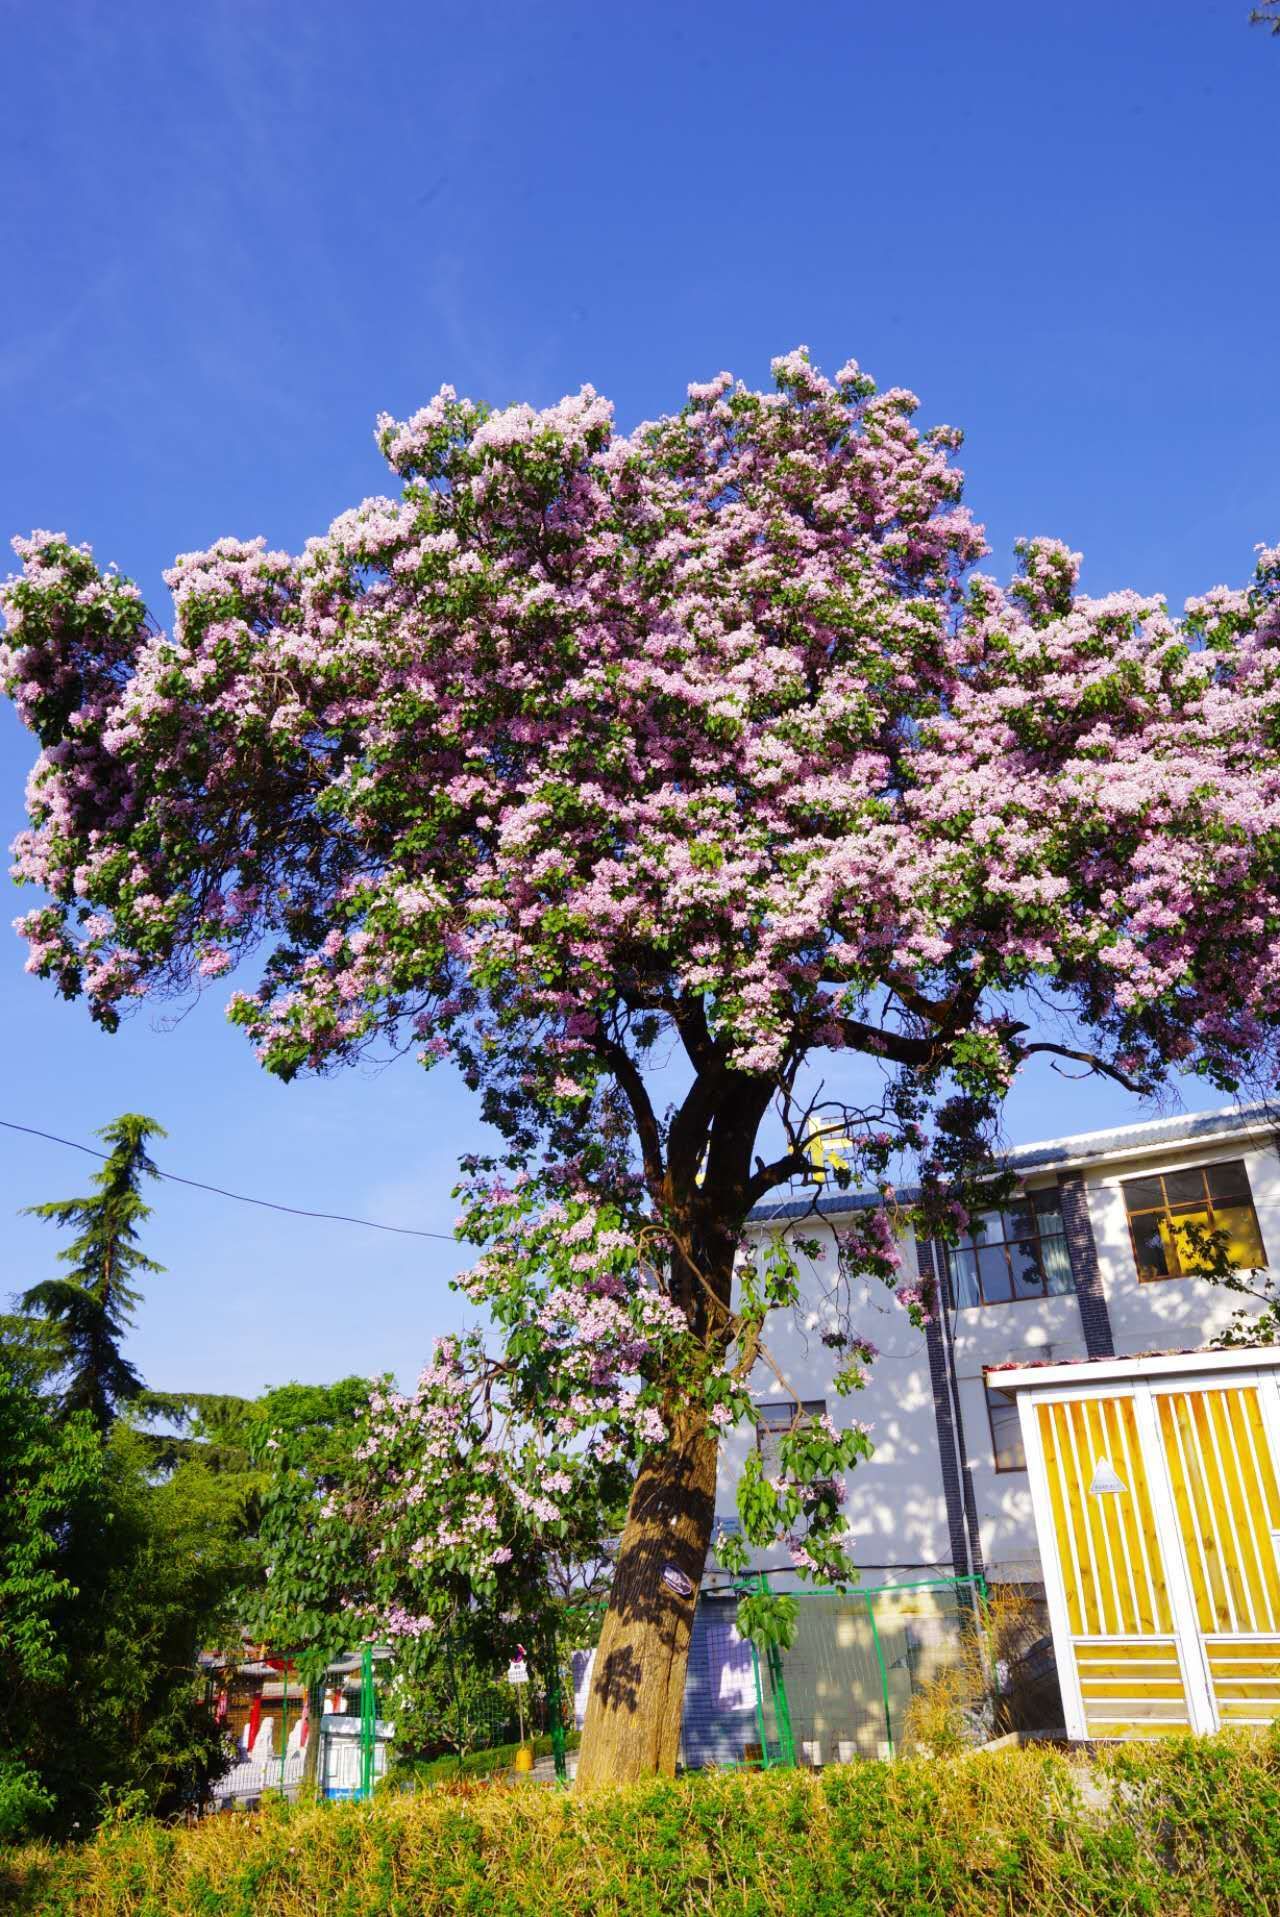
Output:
(719, 1220), (955, 1584)
(729, 1116), (1280, 1594)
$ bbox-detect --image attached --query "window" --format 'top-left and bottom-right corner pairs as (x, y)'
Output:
(985, 1383), (1026, 1472)
(946, 1191), (1073, 1309)
(1122, 1159), (1267, 1283)
(755, 1400), (826, 1478)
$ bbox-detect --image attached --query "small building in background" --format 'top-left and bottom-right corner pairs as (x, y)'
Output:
(688, 1102), (1280, 1751)
(207, 1651), (391, 1808)
(728, 1101), (1280, 1602)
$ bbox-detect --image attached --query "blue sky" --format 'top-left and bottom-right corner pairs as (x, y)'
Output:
(1, 0), (1276, 1399)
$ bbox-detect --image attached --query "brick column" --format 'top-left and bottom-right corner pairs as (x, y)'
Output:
(1057, 1172), (1115, 1359)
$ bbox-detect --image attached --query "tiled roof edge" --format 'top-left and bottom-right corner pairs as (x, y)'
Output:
(746, 1102), (1279, 1224)
(746, 1188), (920, 1225)
(1004, 1099), (1277, 1171)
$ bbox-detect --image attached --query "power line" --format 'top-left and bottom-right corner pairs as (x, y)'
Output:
(0, 1119), (459, 1244)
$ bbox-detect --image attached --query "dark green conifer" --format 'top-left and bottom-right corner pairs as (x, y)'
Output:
(21, 1114), (165, 1431)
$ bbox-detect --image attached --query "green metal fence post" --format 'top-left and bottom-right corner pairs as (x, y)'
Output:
(359, 1645), (376, 1801)
(543, 1630), (568, 1783)
(758, 1573), (796, 1767)
(861, 1592), (895, 1759)
(279, 1658), (289, 1793)
(765, 1641), (796, 1767)
(443, 1629), (469, 1757)
(748, 1633), (771, 1768)
(731, 1571), (979, 1775)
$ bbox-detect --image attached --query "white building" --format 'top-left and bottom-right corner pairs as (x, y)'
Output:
(724, 1102), (1280, 1594)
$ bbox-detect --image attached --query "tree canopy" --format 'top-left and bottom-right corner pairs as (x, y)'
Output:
(4, 362), (1280, 1181)
(0, 1361), (252, 1837)
(0, 1141), (346, 1836)
(246, 1364), (612, 1752)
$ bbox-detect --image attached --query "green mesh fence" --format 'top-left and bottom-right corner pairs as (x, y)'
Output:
(678, 1575), (984, 1771)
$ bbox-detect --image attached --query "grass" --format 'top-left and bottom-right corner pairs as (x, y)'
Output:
(6, 1730), (1280, 1915)
(383, 1730), (581, 1786)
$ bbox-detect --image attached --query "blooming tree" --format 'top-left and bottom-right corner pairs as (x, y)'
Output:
(245, 1305), (624, 1753)
(4, 348), (1280, 1782)
(248, 1162), (876, 1739)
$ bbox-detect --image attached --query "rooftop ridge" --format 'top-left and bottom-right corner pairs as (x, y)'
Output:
(747, 1100), (1279, 1224)
(1003, 1097), (1276, 1164)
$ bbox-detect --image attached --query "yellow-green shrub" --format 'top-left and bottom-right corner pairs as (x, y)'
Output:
(6, 1730), (1280, 1916)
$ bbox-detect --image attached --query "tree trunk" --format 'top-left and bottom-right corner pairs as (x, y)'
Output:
(301, 1678), (324, 1791)
(575, 1412), (719, 1789)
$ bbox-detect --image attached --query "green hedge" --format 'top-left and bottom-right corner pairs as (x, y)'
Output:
(7, 1731), (1280, 1915)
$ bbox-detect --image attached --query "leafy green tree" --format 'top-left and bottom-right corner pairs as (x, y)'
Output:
(135, 1389), (259, 1475)
(0, 1385), (264, 1835)
(1, 1125), (250, 1831)
(386, 1654), (516, 1761)
(0, 1308), (65, 1392)
(1, 1138), (391, 1830)
(235, 1376), (391, 1654)
(20, 1115), (165, 1431)
(0, 1365), (104, 1837)
(61, 1423), (247, 1822)
(227, 1377), (379, 1781)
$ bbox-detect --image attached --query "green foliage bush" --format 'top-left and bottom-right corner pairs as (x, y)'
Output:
(8, 1730), (1280, 1915)
(0, 1761), (53, 1845)
(383, 1657), (517, 1763)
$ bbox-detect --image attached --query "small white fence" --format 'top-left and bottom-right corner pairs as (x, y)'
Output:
(213, 1751), (305, 1807)
(211, 1716), (392, 1808)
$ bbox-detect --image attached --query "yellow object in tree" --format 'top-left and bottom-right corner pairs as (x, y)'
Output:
(806, 1124), (853, 1184)
(514, 1745), (534, 1774)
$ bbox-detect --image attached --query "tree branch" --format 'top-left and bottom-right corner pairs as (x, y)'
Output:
(1017, 1041), (1142, 1093)
(745, 1149), (812, 1210)
(671, 993), (718, 1076)
(596, 1030), (666, 1192)
(830, 1015), (939, 1067)
(665, 995), (740, 1194)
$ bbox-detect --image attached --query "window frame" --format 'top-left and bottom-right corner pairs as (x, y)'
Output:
(945, 1189), (1073, 1311)
(754, 1399), (827, 1478)
(1121, 1156), (1267, 1284)
(984, 1381), (1027, 1474)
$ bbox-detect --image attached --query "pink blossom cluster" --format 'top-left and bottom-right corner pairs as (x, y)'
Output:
(383, 1606), (435, 1639)
(451, 1178), (695, 1453)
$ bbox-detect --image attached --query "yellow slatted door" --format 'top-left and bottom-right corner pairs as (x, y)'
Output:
(1038, 1394), (1192, 1737)
(1156, 1385), (1280, 1727)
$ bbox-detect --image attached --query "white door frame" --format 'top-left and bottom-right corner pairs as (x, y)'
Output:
(1017, 1379), (1223, 1737)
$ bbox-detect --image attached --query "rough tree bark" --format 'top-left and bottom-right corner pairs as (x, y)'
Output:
(573, 1052), (787, 1787)
(574, 1410), (720, 1788)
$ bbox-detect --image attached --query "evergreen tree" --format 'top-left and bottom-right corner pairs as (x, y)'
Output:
(21, 1114), (165, 1431)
